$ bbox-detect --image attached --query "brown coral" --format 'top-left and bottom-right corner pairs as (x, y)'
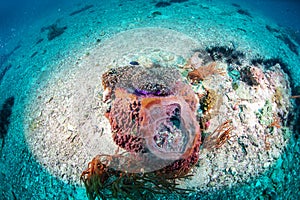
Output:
(81, 154), (194, 200)
(202, 120), (234, 149)
(199, 89), (223, 121)
(187, 62), (226, 83)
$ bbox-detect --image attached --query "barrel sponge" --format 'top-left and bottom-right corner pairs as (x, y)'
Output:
(104, 65), (201, 175)
(139, 95), (200, 161)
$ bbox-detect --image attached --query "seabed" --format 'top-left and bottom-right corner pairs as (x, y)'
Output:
(0, 0), (299, 199)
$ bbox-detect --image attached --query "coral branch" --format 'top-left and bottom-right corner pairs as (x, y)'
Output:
(187, 62), (225, 83)
(203, 120), (234, 149)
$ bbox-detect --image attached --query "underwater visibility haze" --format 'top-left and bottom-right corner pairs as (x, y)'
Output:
(0, 0), (300, 199)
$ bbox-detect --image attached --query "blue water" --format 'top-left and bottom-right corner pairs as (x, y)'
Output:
(231, 0), (300, 30)
(0, 0), (300, 199)
(1, 0), (299, 50)
(0, 0), (79, 49)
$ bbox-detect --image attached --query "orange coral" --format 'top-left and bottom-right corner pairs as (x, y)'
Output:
(268, 114), (281, 129)
(202, 120), (234, 149)
(187, 62), (226, 83)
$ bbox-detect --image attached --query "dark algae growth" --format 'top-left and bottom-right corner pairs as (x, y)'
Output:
(0, 97), (15, 155)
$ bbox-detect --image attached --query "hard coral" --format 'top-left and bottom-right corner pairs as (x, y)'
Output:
(200, 89), (223, 116)
(102, 65), (182, 97)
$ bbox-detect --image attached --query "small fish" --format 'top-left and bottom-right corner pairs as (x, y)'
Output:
(129, 61), (139, 65)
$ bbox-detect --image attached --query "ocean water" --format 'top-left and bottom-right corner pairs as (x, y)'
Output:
(0, 0), (299, 199)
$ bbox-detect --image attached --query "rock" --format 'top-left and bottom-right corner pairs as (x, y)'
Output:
(67, 124), (74, 132)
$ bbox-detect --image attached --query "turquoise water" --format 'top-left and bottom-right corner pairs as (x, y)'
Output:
(0, 0), (299, 199)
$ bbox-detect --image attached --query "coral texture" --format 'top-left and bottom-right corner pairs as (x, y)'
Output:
(187, 61), (225, 83)
(103, 65), (201, 175)
(241, 65), (266, 86)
